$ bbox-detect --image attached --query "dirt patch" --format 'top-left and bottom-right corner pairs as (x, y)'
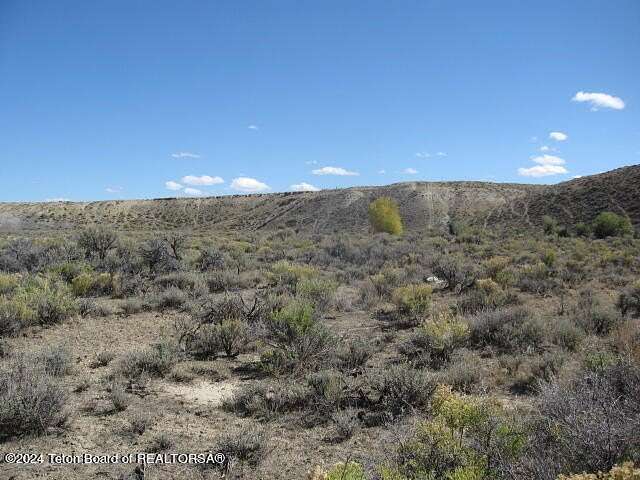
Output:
(163, 379), (238, 407)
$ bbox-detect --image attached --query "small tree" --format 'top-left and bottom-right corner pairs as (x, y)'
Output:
(368, 197), (403, 235)
(592, 212), (633, 239)
(77, 226), (118, 261)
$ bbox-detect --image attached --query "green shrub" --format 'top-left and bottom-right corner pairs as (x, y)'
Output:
(325, 462), (367, 480)
(457, 278), (518, 314)
(0, 297), (31, 336)
(543, 215), (558, 235)
(400, 311), (469, 369)
(270, 260), (317, 289)
(592, 212), (633, 239)
(382, 385), (525, 480)
(575, 222), (591, 237)
(0, 273), (20, 294)
(369, 197), (403, 235)
(71, 272), (94, 296)
(572, 289), (619, 335)
(392, 283), (432, 321)
(297, 277), (337, 313)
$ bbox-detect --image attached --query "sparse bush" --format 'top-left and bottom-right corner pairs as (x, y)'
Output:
(121, 297), (144, 315)
(331, 408), (360, 442)
(468, 307), (544, 354)
(558, 462), (640, 480)
(337, 339), (371, 371)
(151, 286), (188, 310)
(575, 222), (591, 237)
(212, 319), (248, 358)
(432, 255), (477, 293)
(369, 197), (403, 235)
(115, 344), (176, 379)
(32, 345), (71, 376)
(196, 248), (226, 271)
(224, 381), (309, 419)
(215, 425), (267, 468)
(77, 226), (118, 261)
(572, 289), (619, 335)
(592, 212), (633, 239)
(0, 298), (29, 336)
(369, 364), (436, 420)
(91, 350), (115, 368)
(457, 278), (518, 314)
(108, 381), (129, 412)
(297, 277), (337, 313)
(0, 356), (67, 440)
(537, 363), (640, 474)
(148, 432), (174, 452)
(617, 280), (640, 318)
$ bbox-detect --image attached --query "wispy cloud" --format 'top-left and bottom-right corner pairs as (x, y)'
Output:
(572, 91), (625, 110)
(305, 160), (318, 165)
(181, 175), (224, 186)
(532, 154), (566, 166)
(248, 125), (259, 130)
(165, 181), (183, 191)
(540, 145), (554, 152)
(518, 164), (568, 177)
(415, 152), (431, 158)
(312, 166), (359, 176)
(171, 152), (201, 159)
(290, 182), (320, 192)
(436, 152), (447, 157)
(378, 169), (386, 175)
(105, 186), (123, 193)
(403, 167), (418, 174)
(45, 197), (71, 202)
(549, 131), (568, 141)
(183, 187), (205, 196)
(230, 177), (270, 192)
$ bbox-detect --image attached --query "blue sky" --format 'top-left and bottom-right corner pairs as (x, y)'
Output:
(0, 1), (638, 202)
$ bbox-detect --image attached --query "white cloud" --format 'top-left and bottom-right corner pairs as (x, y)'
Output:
(531, 154), (566, 166)
(549, 131), (568, 141)
(572, 91), (625, 110)
(105, 186), (123, 193)
(305, 160), (318, 165)
(183, 187), (205, 196)
(378, 169), (386, 174)
(519, 154), (569, 177)
(573, 175), (583, 179)
(518, 164), (568, 177)
(45, 197), (71, 202)
(165, 181), (183, 191)
(290, 182), (320, 192)
(312, 166), (359, 176)
(230, 177), (270, 192)
(403, 167), (418, 174)
(539, 145), (555, 152)
(436, 152), (447, 157)
(171, 152), (200, 159)
(181, 175), (224, 186)
(248, 125), (259, 130)
(415, 152), (431, 158)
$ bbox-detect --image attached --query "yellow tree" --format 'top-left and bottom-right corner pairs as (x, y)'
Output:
(368, 197), (403, 235)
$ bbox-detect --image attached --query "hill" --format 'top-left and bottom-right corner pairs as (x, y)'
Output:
(0, 164), (638, 234)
